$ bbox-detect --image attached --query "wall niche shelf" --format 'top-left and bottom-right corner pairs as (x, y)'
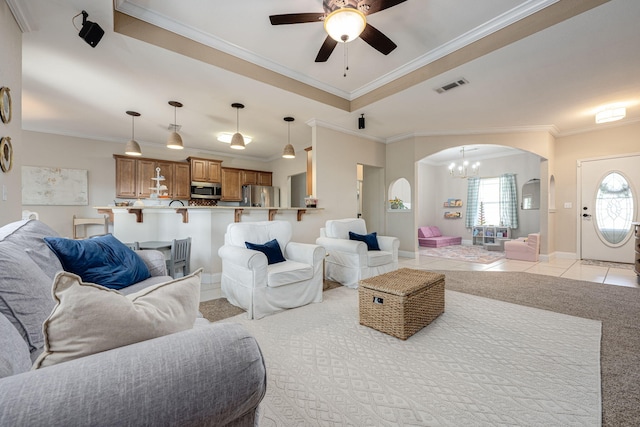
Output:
(443, 199), (463, 207)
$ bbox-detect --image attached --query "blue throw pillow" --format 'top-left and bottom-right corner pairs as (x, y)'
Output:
(44, 234), (151, 290)
(349, 231), (380, 251)
(245, 239), (286, 265)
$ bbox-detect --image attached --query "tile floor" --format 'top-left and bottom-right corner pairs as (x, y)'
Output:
(201, 252), (639, 302)
(399, 253), (639, 288)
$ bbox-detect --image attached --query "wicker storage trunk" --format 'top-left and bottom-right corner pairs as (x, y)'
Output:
(359, 268), (445, 340)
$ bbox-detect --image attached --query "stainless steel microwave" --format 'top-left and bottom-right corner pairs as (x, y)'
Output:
(190, 181), (222, 199)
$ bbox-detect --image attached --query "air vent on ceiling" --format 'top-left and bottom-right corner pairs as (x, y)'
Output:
(434, 78), (469, 94)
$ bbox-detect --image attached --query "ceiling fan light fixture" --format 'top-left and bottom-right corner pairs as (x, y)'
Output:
(166, 101), (184, 149)
(324, 8), (366, 43)
(595, 106), (626, 124)
(124, 110), (142, 156)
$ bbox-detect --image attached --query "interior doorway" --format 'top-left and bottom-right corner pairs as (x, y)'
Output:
(358, 164), (385, 233)
(290, 172), (306, 208)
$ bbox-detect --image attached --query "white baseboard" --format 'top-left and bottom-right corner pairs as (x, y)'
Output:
(399, 250), (416, 259)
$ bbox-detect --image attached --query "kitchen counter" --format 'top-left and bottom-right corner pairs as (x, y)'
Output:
(95, 205), (323, 223)
(95, 205), (326, 286)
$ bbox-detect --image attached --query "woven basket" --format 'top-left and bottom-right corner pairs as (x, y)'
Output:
(359, 268), (445, 340)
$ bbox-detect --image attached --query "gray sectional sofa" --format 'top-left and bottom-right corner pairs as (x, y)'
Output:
(0, 219), (266, 426)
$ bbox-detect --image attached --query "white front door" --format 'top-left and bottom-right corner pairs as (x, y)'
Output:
(580, 155), (640, 263)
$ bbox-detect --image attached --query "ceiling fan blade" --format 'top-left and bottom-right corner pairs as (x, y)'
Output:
(269, 13), (325, 25)
(315, 35), (338, 62)
(364, 0), (407, 15)
(359, 23), (397, 55)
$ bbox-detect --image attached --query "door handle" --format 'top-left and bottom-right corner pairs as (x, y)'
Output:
(582, 213), (591, 218)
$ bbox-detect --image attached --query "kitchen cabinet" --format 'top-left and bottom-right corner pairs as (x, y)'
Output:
(258, 171), (272, 186)
(241, 169), (271, 186)
(242, 170), (258, 185)
(188, 157), (221, 183)
(114, 155), (190, 199)
(115, 156), (137, 198)
(221, 168), (242, 201)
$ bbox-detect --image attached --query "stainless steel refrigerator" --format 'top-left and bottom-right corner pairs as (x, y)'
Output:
(240, 185), (280, 207)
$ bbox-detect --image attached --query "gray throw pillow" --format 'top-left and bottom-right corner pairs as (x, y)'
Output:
(0, 312), (32, 378)
(0, 241), (55, 358)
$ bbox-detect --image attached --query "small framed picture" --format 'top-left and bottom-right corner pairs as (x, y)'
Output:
(0, 87), (11, 124)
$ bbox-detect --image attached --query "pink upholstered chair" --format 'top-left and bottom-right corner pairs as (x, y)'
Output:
(504, 233), (540, 262)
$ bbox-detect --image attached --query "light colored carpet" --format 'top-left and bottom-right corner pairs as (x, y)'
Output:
(219, 286), (601, 426)
(419, 244), (505, 264)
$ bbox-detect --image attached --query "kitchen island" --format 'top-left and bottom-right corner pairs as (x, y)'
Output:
(94, 205), (324, 286)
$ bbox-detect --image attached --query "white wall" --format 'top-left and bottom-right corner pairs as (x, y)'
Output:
(0, 3), (22, 225)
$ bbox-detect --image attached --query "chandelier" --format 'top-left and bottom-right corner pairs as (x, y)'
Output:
(448, 147), (480, 178)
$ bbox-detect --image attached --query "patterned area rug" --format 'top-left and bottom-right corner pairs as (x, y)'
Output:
(219, 286), (601, 426)
(419, 244), (505, 264)
(581, 259), (635, 270)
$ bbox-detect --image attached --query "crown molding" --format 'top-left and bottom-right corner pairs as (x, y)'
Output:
(115, 0), (560, 101)
(6, 0), (35, 33)
(305, 119), (386, 143)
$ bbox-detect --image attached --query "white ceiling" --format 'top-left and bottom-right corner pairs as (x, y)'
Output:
(12, 0), (640, 164)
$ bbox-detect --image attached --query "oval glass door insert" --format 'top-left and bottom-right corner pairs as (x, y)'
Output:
(595, 172), (634, 245)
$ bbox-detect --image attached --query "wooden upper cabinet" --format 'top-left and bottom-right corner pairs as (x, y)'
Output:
(173, 163), (191, 199)
(114, 155), (190, 199)
(188, 157), (221, 183)
(258, 172), (272, 186)
(221, 168), (242, 201)
(115, 156), (137, 198)
(242, 170), (258, 185)
(136, 159), (156, 199)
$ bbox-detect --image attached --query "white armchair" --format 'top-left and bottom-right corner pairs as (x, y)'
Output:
(218, 220), (325, 319)
(316, 218), (399, 289)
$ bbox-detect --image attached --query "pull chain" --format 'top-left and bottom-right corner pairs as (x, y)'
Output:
(343, 43), (349, 77)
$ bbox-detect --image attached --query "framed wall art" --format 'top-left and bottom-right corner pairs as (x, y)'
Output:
(0, 136), (12, 172)
(0, 87), (11, 124)
(22, 166), (88, 205)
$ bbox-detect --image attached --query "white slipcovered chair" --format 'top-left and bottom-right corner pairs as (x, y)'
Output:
(316, 218), (400, 289)
(218, 220), (325, 319)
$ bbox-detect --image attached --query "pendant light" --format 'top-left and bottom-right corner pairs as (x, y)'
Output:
(167, 101), (184, 149)
(124, 110), (142, 156)
(230, 103), (246, 150)
(282, 116), (295, 159)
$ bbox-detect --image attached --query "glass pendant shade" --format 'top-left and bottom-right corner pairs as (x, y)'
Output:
(324, 8), (366, 42)
(230, 132), (245, 150)
(229, 103), (246, 150)
(125, 110), (142, 156)
(282, 144), (295, 158)
(167, 130), (184, 149)
(282, 116), (295, 159)
(125, 139), (142, 156)
(167, 101), (184, 149)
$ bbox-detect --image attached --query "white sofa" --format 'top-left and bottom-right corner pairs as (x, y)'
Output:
(218, 220), (325, 319)
(316, 218), (399, 288)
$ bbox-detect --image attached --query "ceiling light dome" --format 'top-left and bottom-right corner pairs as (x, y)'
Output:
(595, 106), (626, 124)
(324, 7), (366, 43)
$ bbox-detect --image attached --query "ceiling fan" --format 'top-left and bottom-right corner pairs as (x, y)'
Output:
(269, 0), (407, 62)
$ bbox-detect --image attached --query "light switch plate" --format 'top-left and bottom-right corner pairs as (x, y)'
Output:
(564, 202), (572, 208)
